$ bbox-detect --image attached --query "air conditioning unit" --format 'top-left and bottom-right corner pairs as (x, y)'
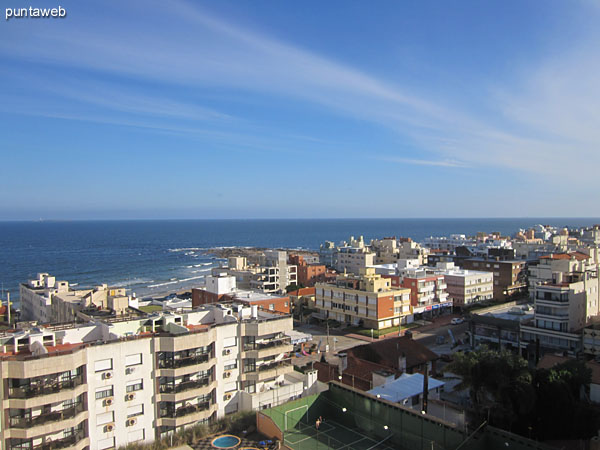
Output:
(104, 423), (114, 432)
(224, 371), (231, 378)
(126, 393), (136, 401)
(126, 418), (137, 427)
(223, 393), (232, 400)
(125, 367), (135, 375)
(103, 372), (113, 379)
(224, 348), (231, 355)
(104, 398), (113, 406)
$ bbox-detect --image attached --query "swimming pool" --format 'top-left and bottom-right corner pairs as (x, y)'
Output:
(211, 435), (241, 449)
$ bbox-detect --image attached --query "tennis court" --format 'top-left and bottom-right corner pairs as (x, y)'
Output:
(284, 419), (395, 450)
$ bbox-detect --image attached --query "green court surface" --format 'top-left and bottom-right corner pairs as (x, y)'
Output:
(284, 419), (395, 450)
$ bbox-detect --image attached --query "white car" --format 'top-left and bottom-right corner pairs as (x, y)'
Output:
(451, 318), (464, 325)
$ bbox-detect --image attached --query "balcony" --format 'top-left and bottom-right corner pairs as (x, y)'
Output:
(159, 377), (211, 394)
(9, 375), (85, 399)
(158, 401), (215, 427)
(9, 403), (85, 429)
(244, 338), (293, 359)
(159, 353), (210, 369)
(29, 430), (86, 450)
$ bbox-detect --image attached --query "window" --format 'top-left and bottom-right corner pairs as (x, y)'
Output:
(244, 381), (256, 394)
(98, 437), (115, 450)
(127, 404), (144, 418)
(269, 304), (275, 311)
(125, 353), (142, 367)
(95, 358), (113, 372)
(224, 381), (237, 392)
(126, 379), (143, 392)
(224, 361), (237, 371)
(128, 429), (145, 443)
(97, 411), (114, 425)
(223, 336), (237, 348)
(96, 387), (114, 399)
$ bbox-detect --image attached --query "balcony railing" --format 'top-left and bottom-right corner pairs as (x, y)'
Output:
(159, 353), (210, 369)
(29, 430), (86, 450)
(161, 401), (211, 418)
(160, 377), (211, 394)
(9, 375), (85, 399)
(258, 359), (291, 372)
(9, 403), (85, 429)
(536, 292), (569, 303)
(244, 338), (291, 352)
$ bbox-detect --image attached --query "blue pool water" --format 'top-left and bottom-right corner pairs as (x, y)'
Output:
(212, 435), (241, 448)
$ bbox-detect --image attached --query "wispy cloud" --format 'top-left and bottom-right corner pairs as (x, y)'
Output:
(1, 0), (600, 184)
(382, 157), (470, 168)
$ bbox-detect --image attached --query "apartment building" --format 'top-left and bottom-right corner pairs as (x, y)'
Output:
(0, 303), (309, 450)
(289, 255), (333, 287)
(370, 237), (399, 265)
(521, 254), (600, 354)
(20, 273), (133, 324)
(192, 273), (291, 314)
(220, 252), (297, 294)
(435, 262), (494, 308)
(462, 258), (527, 300)
(314, 268), (411, 329)
(335, 236), (376, 275)
(528, 252), (595, 298)
(262, 250), (297, 290)
(397, 239), (429, 265)
(398, 268), (450, 317)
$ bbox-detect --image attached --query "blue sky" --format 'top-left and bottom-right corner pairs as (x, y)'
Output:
(1, 0), (599, 219)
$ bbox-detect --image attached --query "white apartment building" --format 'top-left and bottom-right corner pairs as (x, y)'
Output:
(0, 304), (314, 450)
(335, 236), (376, 275)
(223, 252), (297, 294)
(528, 252), (596, 299)
(522, 257), (600, 354)
(435, 262), (494, 308)
(20, 274), (132, 324)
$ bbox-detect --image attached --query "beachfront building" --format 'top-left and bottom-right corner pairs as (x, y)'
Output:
(192, 273), (291, 314)
(0, 303), (313, 450)
(435, 262), (494, 308)
(19, 273), (137, 324)
(314, 268), (411, 329)
(335, 236), (376, 275)
(219, 252), (296, 294)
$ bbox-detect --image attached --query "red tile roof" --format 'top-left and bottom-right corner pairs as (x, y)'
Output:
(540, 252), (590, 261)
(288, 288), (316, 297)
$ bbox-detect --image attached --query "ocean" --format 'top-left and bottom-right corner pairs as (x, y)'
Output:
(1, 218), (598, 305)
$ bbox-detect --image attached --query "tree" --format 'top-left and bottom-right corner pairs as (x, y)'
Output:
(447, 346), (534, 429)
(532, 360), (598, 440)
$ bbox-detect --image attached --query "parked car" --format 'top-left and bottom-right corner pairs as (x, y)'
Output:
(450, 318), (464, 325)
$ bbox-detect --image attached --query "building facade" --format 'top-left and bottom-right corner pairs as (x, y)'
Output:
(314, 268), (411, 329)
(0, 304), (310, 450)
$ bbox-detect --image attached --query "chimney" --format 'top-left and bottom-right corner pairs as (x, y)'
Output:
(338, 352), (348, 373)
(399, 352), (407, 373)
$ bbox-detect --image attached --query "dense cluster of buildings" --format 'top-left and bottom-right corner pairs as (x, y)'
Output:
(3, 274), (317, 450)
(3, 223), (600, 449)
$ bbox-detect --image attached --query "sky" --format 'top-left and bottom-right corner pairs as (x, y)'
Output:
(1, 0), (599, 219)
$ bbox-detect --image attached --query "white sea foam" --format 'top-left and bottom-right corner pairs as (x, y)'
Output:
(147, 275), (205, 289)
(168, 247), (206, 253)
